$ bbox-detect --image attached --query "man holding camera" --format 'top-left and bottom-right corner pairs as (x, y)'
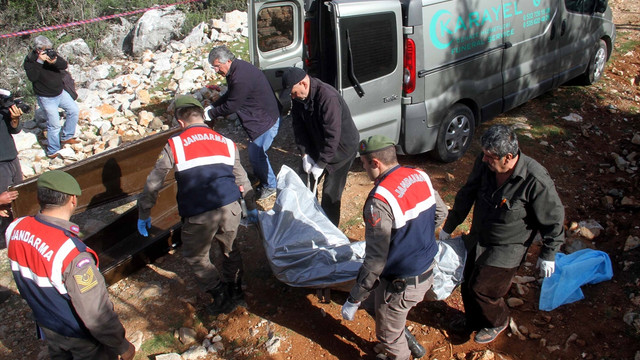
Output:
(23, 35), (79, 159)
(1, 96), (24, 246)
(341, 135), (448, 360)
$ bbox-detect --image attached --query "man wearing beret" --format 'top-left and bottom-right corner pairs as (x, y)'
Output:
(280, 67), (359, 227)
(341, 136), (448, 360)
(5, 170), (135, 360)
(137, 95), (258, 315)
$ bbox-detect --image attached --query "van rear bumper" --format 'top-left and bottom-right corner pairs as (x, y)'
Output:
(401, 102), (438, 155)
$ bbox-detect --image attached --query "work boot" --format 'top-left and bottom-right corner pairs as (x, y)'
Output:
(206, 283), (236, 316)
(227, 279), (246, 307)
(404, 327), (426, 359)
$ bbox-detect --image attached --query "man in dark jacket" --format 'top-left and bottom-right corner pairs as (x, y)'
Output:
(280, 67), (359, 227)
(23, 35), (79, 158)
(1, 99), (24, 246)
(205, 46), (281, 199)
(440, 124), (565, 344)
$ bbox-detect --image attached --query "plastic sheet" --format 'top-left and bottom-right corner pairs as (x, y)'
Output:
(426, 236), (467, 300)
(258, 166), (366, 289)
(539, 249), (613, 311)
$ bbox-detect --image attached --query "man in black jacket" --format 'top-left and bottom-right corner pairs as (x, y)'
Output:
(281, 67), (359, 227)
(23, 35), (79, 158)
(0, 99), (24, 246)
(205, 46), (281, 199)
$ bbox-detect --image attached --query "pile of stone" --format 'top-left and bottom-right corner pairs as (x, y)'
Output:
(12, 8), (249, 178)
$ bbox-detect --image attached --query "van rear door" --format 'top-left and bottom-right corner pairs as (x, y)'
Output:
(248, 0), (306, 90)
(327, 0), (404, 143)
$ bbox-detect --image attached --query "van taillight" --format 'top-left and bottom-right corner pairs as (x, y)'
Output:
(304, 20), (311, 67)
(403, 38), (416, 94)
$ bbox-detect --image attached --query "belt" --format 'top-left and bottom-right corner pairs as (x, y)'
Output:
(403, 269), (433, 286)
(390, 269), (433, 286)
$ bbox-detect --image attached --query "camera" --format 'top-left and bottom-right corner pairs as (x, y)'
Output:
(0, 94), (31, 114)
(44, 49), (57, 58)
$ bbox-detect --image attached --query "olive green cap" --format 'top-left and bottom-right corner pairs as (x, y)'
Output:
(358, 135), (396, 155)
(37, 170), (81, 196)
(174, 95), (203, 109)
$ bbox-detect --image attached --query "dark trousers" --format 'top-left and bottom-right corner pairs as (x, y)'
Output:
(40, 326), (115, 360)
(315, 154), (355, 227)
(461, 245), (518, 329)
(0, 157), (23, 248)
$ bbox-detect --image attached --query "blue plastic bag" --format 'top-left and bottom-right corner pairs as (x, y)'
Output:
(539, 249), (613, 311)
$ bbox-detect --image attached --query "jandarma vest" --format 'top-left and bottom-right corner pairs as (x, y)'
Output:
(168, 125), (241, 217)
(6, 216), (98, 338)
(370, 166), (438, 278)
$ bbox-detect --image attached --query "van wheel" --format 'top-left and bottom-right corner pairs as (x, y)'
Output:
(434, 104), (475, 163)
(580, 39), (607, 85)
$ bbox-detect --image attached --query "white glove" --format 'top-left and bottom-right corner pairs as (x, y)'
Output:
(302, 154), (315, 174)
(310, 164), (324, 180)
(341, 299), (360, 321)
(203, 105), (213, 121)
(537, 258), (555, 278)
(439, 230), (451, 241)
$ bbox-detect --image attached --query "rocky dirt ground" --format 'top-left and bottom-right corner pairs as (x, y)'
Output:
(1, 0), (640, 359)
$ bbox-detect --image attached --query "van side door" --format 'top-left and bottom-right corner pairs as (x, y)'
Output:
(328, 0), (404, 143)
(502, 0), (557, 110)
(248, 0), (306, 90)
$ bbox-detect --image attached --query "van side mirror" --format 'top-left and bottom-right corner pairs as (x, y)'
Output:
(595, 0), (608, 13)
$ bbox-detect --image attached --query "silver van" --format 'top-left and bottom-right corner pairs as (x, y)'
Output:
(249, 0), (615, 162)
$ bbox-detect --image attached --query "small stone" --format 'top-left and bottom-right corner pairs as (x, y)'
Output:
(178, 327), (197, 345)
(632, 133), (640, 145)
(506, 297), (525, 307)
(624, 236), (640, 251)
(547, 345), (561, 353)
(446, 173), (455, 182)
(529, 333), (542, 339)
(518, 325), (529, 335)
(155, 354), (181, 360)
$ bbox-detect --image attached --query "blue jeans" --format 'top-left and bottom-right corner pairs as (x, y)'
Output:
(37, 90), (79, 155)
(248, 118), (280, 189)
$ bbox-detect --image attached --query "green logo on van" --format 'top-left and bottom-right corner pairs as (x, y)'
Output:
(429, 2), (523, 50)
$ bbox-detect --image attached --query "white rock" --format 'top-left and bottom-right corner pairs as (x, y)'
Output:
(12, 132), (38, 151)
(624, 236), (640, 251)
(562, 113), (583, 122)
(178, 327), (197, 345)
(90, 64), (113, 81)
(265, 336), (281, 355)
(181, 345), (207, 360)
(154, 354), (181, 360)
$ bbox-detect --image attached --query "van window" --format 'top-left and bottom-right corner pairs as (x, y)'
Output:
(338, 13), (397, 87)
(257, 5), (294, 53)
(565, 0), (597, 14)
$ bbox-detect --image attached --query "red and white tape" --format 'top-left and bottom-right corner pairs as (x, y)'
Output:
(0, 0), (203, 39)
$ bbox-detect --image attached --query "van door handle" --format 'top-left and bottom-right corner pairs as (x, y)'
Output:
(561, 19), (567, 36)
(550, 24), (556, 40)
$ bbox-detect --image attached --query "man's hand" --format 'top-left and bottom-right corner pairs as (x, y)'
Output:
(341, 299), (360, 321)
(247, 209), (259, 224)
(0, 190), (18, 206)
(537, 258), (555, 278)
(203, 105), (213, 121)
(0, 209), (9, 218)
(119, 342), (135, 360)
(9, 104), (23, 119)
(438, 230), (451, 241)
(302, 154), (315, 174)
(137, 218), (152, 237)
(310, 164), (324, 180)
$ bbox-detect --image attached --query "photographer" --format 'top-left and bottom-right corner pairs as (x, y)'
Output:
(23, 35), (79, 159)
(1, 96), (24, 246)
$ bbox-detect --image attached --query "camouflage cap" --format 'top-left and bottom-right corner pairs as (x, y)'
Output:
(37, 170), (81, 196)
(358, 135), (395, 155)
(174, 95), (203, 109)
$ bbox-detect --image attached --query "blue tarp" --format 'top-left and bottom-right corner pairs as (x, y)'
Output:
(539, 249), (613, 311)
